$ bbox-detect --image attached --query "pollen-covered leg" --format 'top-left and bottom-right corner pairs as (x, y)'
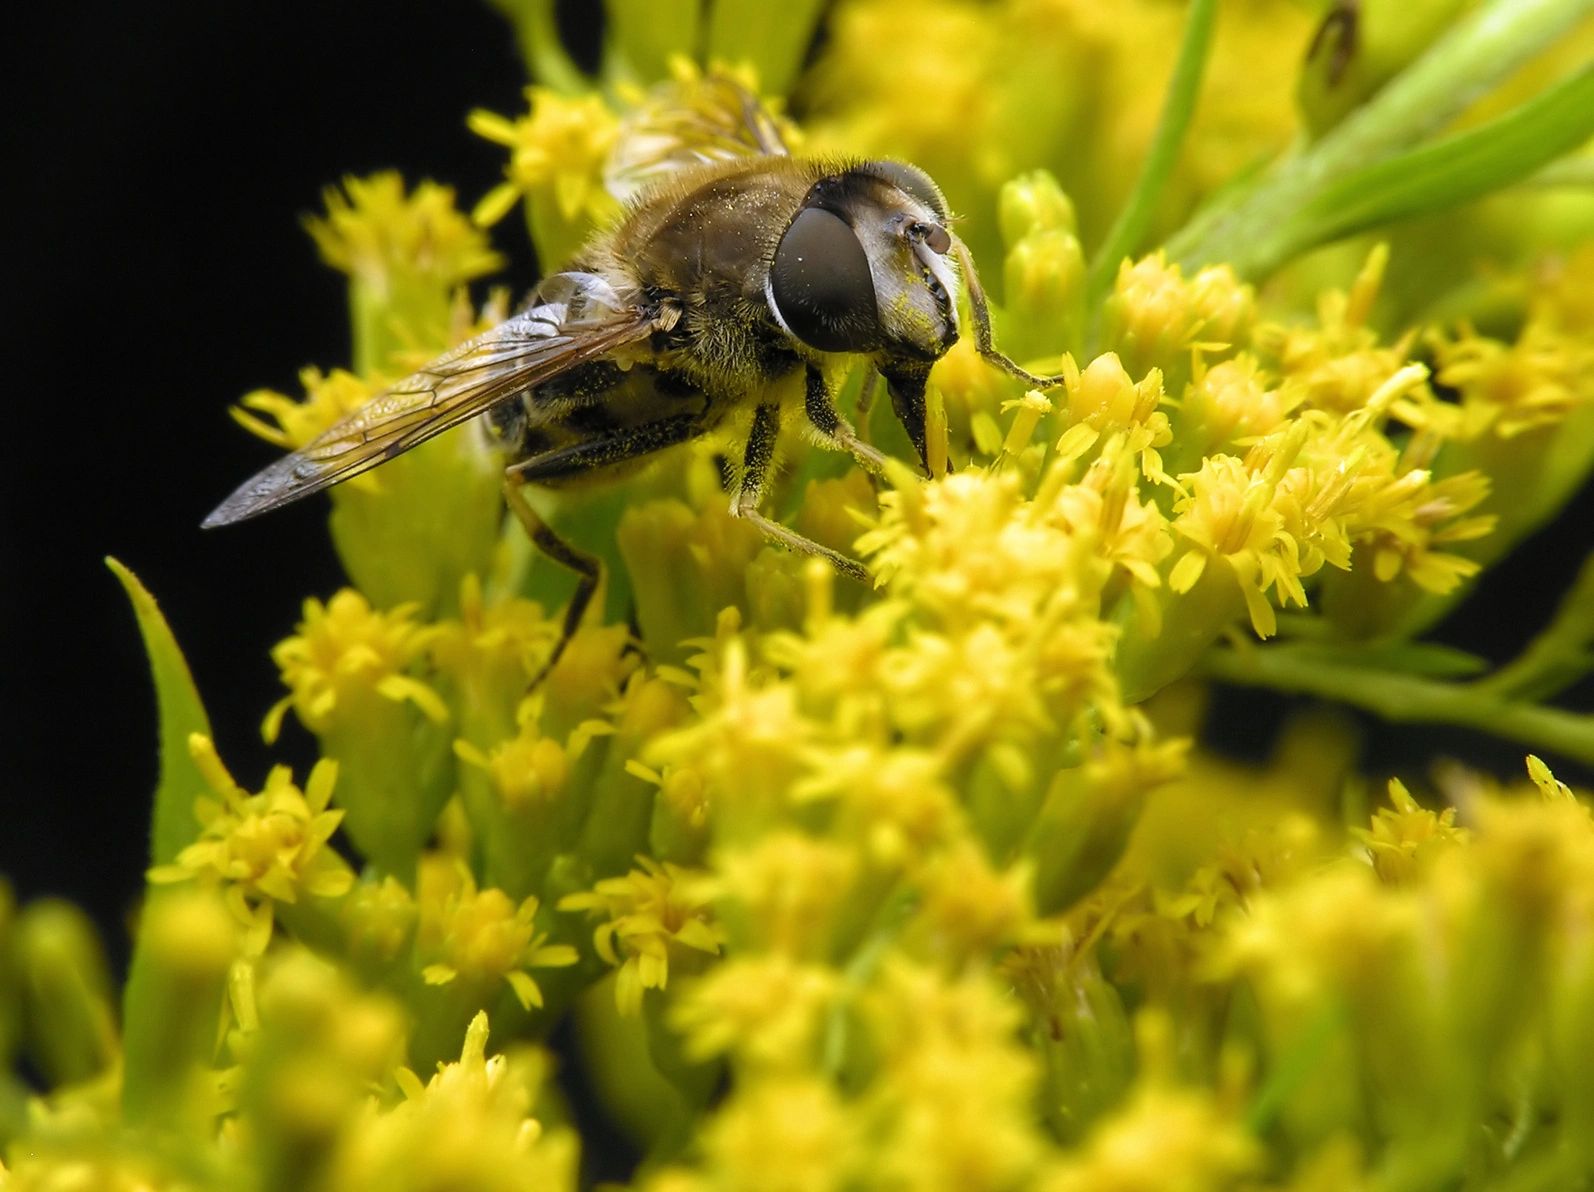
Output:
(803, 365), (891, 478)
(734, 401), (871, 585)
(502, 477), (601, 688)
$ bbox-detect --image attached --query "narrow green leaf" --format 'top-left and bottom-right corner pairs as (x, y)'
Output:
(1275, 65), (1594, 258)
(1086, 0), (1217, 311)
(107, 558), (210, 867)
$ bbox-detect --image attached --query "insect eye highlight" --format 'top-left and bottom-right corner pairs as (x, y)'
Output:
(770, 206), (881, 354)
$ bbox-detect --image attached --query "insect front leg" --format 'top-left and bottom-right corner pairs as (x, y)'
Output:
(732, 402), (871, 585)
(501, 477), (602, 688)
(879, 362), (933, 474)
(803, 365), (891, 478)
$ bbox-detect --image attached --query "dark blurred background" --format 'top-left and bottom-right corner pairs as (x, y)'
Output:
(7, 2), (1592, 974)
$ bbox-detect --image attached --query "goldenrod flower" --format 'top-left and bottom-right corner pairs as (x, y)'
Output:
(909, 841), (1034, 960)
(1056, 353), (1173, 485)
(471, 89), (618, 225)
(306, 172), (503, 295)
(1255, 246), (1412, 416)
(1215, 864), (1420, 1009)
(1101, 253), (1254, 385)
(341, 875), (419, 970)
(149, 735), (352, 954)
(76, 4), (1594, 1187)
(559, 856), (723, 1015)
(1037, 1080), (1260, 1192)
(1182, 353), (1300, 452)
(455, 731), (570, 815)
(671, 954), (840, 1068)
(1429, 322), (1593, 439)
(1167, 453), (1300, 637)
(266, 588), (447, 742)
(470, 87), (620, 265)
(1350, 468), (1495, 593)
(432, 573), (561, 746)
(1356, 778), (1470, 884)
(860, 960), (1045, 1191)
(241, 950), (410, 1172)
(415, 861), (577, 1011)
(689, 1076), (862, 1192)
(323, 1012), (578, 1191)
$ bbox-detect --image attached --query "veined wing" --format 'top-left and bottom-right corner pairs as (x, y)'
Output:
(204, 274), (658, 526)
(606, 71), (792, 204)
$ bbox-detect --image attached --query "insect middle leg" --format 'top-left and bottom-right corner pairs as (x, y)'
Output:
(803, 364), (892, 478)
(504, 412), (704, 684)
(734, 402), (870, 585)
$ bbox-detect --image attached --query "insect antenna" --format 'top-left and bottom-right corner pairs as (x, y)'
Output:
(952, 236), (1069, 389)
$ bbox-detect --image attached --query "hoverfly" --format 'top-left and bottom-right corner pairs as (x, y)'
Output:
(205, 75), (1057, 673)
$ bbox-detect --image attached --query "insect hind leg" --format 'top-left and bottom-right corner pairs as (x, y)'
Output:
(502, 477), (601, 689)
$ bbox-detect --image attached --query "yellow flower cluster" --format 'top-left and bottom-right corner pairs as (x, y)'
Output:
(25, 5), (1594, 1190)
(149, 735), (352, 954)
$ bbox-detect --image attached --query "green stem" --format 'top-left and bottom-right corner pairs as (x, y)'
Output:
(1085, 0), (1217, 312)
(1201, 644), (1594, 768)
(488, 0), (590, 93)
(1166, 0), (1594, 277)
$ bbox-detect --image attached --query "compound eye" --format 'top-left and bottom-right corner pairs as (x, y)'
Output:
(770, 206), (880, 354)
(868, 160), (951, 222)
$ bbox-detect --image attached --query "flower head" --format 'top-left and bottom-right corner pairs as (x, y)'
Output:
(267, 589), (446, 742)
(305, 172), (503, 295)
(470, 87), (620, 264)
(323, 1012), (579, 1192)
(416, 861), (577, 1011)
(558, 856), (723, 1015)
(149, 735), (352, 954)
(1356, 778), (1470, 884)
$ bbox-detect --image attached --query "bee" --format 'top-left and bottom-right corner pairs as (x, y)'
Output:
(205, 75), (1056, 673)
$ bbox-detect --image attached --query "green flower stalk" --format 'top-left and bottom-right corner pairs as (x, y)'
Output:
(15, 3), (1594, 1189)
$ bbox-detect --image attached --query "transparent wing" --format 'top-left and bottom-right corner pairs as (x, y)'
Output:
(204, 274), (658, 526)
(606, 71), (792, 204)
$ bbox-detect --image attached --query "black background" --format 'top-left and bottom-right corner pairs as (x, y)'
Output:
(9, 4), (1593, 969)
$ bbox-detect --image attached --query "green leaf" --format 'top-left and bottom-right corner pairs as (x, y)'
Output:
(1276, 64), (1594, 258)
(1167, 0), (1594, 277)
(107, 558), (210, 867)
(110, 560), (230, 1129)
